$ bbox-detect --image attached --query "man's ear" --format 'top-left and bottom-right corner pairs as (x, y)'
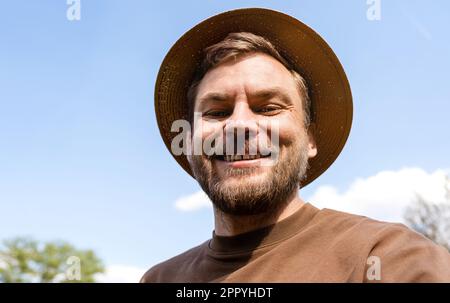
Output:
(307, 123), (318, 159)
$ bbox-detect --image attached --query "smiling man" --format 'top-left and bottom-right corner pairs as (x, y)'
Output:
(188, 46), (316, 221)
(141, 8), (450, 282)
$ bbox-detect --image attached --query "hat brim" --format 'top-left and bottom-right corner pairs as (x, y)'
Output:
(155, 8), (353, 187)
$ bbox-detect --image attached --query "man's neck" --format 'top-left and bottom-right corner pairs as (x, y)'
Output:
(213, 191), (306, 237)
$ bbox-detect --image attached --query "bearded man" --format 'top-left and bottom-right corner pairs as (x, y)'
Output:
(141, 8), (450, 282)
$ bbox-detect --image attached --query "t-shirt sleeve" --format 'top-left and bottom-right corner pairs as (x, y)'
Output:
(364, 223), (450, 282)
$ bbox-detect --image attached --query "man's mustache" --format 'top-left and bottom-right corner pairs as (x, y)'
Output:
(201, 130), (278, 157)
(185, 119), (280, 162)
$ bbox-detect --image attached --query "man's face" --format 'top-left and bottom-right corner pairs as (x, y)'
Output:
(189, 53), (317, 215)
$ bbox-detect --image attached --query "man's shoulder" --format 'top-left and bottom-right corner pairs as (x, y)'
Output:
(313, 206), (433, 246)
(316, 207), (405, 231)
(314, 206), (450, 281)
(140, 240), (209, 283)
(316, 207), (449, 265)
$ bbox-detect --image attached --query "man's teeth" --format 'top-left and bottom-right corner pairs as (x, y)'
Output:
(224, 154), (262, 162)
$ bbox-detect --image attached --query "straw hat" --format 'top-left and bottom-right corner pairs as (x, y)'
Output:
(154, 8), (353, 187)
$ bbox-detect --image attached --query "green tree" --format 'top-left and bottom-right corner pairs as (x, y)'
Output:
(404, 177), (450, 251)
(0, 237), (104, 283)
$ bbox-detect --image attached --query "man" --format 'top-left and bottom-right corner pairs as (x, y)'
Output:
(141, 8), (450, 282)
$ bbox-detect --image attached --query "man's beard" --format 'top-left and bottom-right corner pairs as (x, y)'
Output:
(189, 139), (310, 216)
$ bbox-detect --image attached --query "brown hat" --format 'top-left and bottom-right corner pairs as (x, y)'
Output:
(154, 8), (353, 187)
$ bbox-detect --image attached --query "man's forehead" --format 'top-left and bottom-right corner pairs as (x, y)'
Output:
(195, 53), (297, 99)
(201, 52), (290, 78)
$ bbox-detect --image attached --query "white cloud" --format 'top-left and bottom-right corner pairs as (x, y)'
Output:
(174, 191), (211, 212)
(307, 168), (449, 223)
(95, 265), (146, 283)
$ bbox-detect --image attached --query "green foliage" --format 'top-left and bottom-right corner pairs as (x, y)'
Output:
(0, 237), (104, 283)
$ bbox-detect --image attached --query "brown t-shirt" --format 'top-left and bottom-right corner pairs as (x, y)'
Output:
(140, 203), (450, 282)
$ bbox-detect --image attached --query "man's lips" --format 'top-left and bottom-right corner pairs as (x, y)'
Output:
(211, 153), (272, 168)
(214, 154), (270, 162)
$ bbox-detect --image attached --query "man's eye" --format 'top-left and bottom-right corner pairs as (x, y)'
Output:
(204, 110), (229, 117)
(256, 107), (280, 114)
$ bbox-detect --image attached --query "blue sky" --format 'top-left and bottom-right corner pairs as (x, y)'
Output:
(1, 0), (449, 279)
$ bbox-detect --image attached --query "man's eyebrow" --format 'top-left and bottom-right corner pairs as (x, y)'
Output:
(197, 92), (231, 104)
(251, 88), (293, 104)
(197, 88), (293, 104)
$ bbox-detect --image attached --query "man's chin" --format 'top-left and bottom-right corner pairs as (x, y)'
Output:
(212, 168), (271, 190)
(215, 169), (270, 184)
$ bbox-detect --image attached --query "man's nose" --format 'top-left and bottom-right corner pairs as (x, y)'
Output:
(223, 101), (259, 155)
(224, 101), (258, 135)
